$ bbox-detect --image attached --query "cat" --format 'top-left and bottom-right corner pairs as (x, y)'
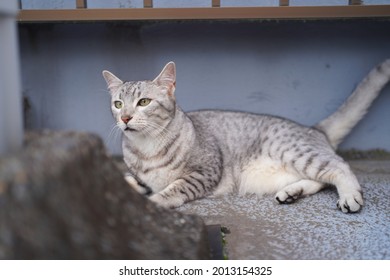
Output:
(103, 59), (390, 213)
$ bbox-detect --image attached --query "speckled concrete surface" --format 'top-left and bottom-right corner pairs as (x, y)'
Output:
(178, 161), (390, 260)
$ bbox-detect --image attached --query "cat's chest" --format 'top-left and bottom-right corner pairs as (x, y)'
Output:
(124, 151), (185, 193)
(138, 166), (180, 192)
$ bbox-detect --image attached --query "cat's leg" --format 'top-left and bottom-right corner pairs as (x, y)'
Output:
(124, 173), (152, 195)
(279, 147), (363, 212)
(275, 179), (324, 204)
(324, 166), (363, 213)
(149, 171), (217, 208)
(309, 159), (363, 213)
(149, 182), (185, 208)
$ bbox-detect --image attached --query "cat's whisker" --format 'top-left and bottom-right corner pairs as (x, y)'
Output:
(106, 123), (117, 143)
(98, 88), (111, 95)
(143, 121), (176, 147)
(106, 123), (122, 148)
(136, 121), (169, 146)
(143, 120), (174, 137)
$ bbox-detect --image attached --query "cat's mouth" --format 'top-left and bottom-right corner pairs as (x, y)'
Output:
(124, 127), (136, 132)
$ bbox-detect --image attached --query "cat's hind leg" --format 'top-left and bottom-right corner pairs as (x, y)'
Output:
(327, 168), (363, 213)
(301, 156), (363, 213)
(275, 179), (324, 204)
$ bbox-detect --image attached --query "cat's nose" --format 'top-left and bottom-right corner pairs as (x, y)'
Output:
(121, 116), (132, 124)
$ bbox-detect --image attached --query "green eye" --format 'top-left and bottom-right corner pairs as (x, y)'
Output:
(137, 98), (151, 107)
(114, 101), (123, 109)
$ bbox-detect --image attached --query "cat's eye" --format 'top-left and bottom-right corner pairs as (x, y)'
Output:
(114, 101), (123, 109)
(137, 98), (151, 107)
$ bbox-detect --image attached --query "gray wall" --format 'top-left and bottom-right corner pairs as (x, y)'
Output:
(18, 20), (390, 155)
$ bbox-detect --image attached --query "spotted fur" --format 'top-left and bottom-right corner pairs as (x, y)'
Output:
(103, 59), (390, 213)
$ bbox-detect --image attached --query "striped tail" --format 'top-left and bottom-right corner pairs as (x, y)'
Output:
(315, 59), (390, 149)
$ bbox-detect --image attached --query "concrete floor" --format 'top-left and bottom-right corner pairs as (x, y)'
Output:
(178, 160), (390, 259)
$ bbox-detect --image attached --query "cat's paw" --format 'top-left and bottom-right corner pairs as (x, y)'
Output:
(337, 191), (364, 213)
(149, 193), (184, 209)
(124, 175), (151, 195)
(275, 180), (324, 205)
(275, 189), (302, 204)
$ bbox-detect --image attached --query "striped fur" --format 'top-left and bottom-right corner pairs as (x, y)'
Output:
(103, 59), (390, 213)
(316, 59), (390, 149)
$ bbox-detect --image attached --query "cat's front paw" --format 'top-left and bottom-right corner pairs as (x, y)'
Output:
(275, 190), (302, 204)
(149, 193), (185, 209)
(124, 175), (151, 195)
(337, 191), (364, 213)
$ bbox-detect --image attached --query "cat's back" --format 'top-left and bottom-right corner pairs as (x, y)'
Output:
(188, 109), (299, 137)
(187, 109), (328, 153)
(188, 109), (267, 130)
(188, 110), (259, 141)
(188, 110), (277, 148)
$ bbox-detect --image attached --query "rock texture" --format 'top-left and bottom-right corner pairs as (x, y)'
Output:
(179, 161), (390, 259)
(0, 131), (209, 259)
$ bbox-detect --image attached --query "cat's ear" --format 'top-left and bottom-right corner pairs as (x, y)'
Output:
(153, 62), (176, 89)
(102, 70), (123, 94)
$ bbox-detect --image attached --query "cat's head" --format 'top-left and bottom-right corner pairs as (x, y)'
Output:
(102, 62), (177, 137)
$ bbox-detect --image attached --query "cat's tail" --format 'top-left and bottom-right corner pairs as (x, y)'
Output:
(315, 59), (390, 149)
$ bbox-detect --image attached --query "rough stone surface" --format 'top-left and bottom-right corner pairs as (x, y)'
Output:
(0, 131), (209, 259)
(179, 160), (390, 259)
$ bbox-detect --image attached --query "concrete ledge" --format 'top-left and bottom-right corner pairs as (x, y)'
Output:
(179, 160), (390, 259)
(0, 131), (209, 259)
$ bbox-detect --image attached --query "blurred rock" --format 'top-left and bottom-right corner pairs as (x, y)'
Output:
(0, 131), (209, 259)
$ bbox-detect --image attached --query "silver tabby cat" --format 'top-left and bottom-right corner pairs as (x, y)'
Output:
(103, 59), (390, 213)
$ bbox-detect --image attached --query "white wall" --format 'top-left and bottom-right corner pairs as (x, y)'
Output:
(18, 20), (390, 155)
